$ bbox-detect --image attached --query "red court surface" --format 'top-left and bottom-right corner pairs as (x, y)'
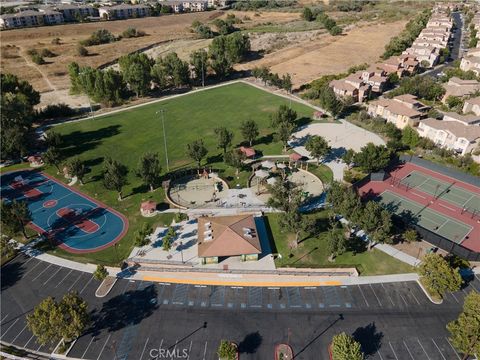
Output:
(9, 180), (43, 198)
(357, 162), (480, 252)
(56, 207), (100, 234)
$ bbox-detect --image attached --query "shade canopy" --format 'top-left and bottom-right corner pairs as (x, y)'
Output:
(290, 153), (302, 161)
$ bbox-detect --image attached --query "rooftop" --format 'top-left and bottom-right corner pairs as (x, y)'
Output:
(422, 118), (480, 141)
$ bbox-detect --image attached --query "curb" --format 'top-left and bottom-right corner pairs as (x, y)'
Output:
(416, 279), (443, 305)
(95, 276), (117, 298)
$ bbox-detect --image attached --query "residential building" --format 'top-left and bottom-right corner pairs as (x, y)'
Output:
(0, 9), (65, 29)
(197, 214), (263, 265)
(463, 97), (480, 116)
(378, 55), (419, 78)
(39, 9), (64, 25)
(182, 0), (207, 11)
(54, 4), (99, 21)
(367, 94), (430, 129)
(162, 1), (183, 13)
(442, 112), (480, 126)
(403, 44), (440, 68)
(460, 54), (480, 76)
(417, 118), (480, 156)
(361, 65), (388, 93)
(442, 77), (480, 102)
(99, 4), (150, 20)
(330, 71), (370, 103)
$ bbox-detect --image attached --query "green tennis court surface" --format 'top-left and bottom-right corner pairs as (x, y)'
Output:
(379, 191), (472, 243)
(399, 170), (480, 213)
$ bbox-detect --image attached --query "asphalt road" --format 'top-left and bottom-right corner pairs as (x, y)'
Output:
(2, 255), (479, 360)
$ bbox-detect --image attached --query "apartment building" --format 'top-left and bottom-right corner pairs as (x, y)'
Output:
(463, 97), (480, 116)
(99, 4), (151, 20)
(0, 9), (63, 29)
(442, 77), (480, 102)
(55, 4), (99, 21)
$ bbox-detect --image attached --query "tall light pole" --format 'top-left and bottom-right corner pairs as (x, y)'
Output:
(156, 109), (169, 172)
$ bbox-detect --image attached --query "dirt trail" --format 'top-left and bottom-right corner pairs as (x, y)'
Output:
(18, 46), (56, 92)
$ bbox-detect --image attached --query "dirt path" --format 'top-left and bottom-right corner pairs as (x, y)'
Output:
(18, 46), (57, 92)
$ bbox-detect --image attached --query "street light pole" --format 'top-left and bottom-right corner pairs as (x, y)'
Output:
(156, 109), (170, 172)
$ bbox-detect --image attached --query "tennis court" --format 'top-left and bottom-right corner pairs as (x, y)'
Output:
(379, 191), (472, 243)
(399, 170), (480, 213)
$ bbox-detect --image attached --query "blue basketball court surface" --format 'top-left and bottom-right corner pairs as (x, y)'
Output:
(0, 170), (127, 253)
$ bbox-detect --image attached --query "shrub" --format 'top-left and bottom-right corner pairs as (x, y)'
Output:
(122, 27), (146, 38)
(51, 37), (61, 45)
(76, 45), (89, 57)
(36, 103), (77, 121)
(31, 53), (45, 65)
(40, 48), (55, 57)
(80, 29), (116, 46)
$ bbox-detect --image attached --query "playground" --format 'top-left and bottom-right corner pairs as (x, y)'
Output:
(0, 170), (127, 253)
(358, 162), (480, 252)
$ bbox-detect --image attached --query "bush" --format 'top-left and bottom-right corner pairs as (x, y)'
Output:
(76, 45), (89, 57)
(122, 27), (146, 38)
(51, 37), (61, 45)
(31, 53), (45, 65)
(329, 25), (343, 36)
(40, 48), (55, 57)
(80, 29), (116, 46)
(192, 22), (214, 38)
(36, 103), (77, 121)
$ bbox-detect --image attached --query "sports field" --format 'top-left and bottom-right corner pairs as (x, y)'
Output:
(398, 170), (480, 214)
(379, 191), (472, 243)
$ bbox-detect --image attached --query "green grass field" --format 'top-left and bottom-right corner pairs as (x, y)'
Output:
(266, 212), (414, 276)
(35, 82), (322, 265)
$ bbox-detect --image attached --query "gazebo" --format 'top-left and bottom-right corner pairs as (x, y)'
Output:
(240, 146), (256, 158)
(27, 155), (43, 168)
(289, 152), (303, 162)
(140, 200), (157, 217)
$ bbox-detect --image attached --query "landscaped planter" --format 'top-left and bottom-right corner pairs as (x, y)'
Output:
(275, 343), (293, 360)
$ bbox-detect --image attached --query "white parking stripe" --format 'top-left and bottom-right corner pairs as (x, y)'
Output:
(2, 318), (19, 337)
(403, 340), (414, 360)
(431, 338), (447, 360)
(410, 289), (421, 305)
(381, 283), (395, 306)
(370, 285), (382, 307)
(43, 266), (62, 285)
(417, 338), (431, 360)
(139, 337), (149, 360)
(1, 313), (9, 323)
(79, 277), (94, 295)
(24, 334), (35, 348)
(187, 340), (193, 360)
(31, 264), (52, 282)
(82, 336), (95, 359)
(96, 334), (111, 360)
(23, 261), (43, 277)
(400, 294), (408, 307)
(22, 256), (35, 266)
(55, 269), (73, 288)
(68, 273), (83, 292)
(449, 292), (460, 303)
(203, 341), (208, 360)
(11, 324), (27, 343)
(445, 337), (461, 359)
(357, 285), (369, 307)
(377, 348), (384, 360)
(388, 342), (399, 360)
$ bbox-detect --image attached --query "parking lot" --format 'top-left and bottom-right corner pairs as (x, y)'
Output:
(2, 255), (479, 359)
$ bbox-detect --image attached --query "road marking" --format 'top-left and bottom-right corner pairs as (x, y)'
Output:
(388, 342), (399, 360)
(43, 266), (62, 285)
(400, 294), (408, 307)
(203, 341), (208, 360)
(445, 337), (461, 359)
(31, 263), (52, 282)
(68, 273), (83, 292)
(403, 340), (414, 360)
(2, 318), (19, 337)
(1, 313), (9, 323)
(357, 285), (369, 307)
(187, 340), (193, 360)
(449, 292), (460, 303)
(377, 348), (384, 360)
(139, 337), (149, 360)
(121, 280), (132, 293)
(370, 284), (382, 307)
(11, 324), (27, 343)
(431, 338), (447, 360)
(439, 203), (456, 212)
(24, 334), (35, 348)
(22, 256), (35, 266)
(82, 336), (95, 358)
(23, 261), (44, 277)
(79, 276), (94, 295)
(37, 342), (43, 351)
(96, 334), (111, 360)
(381, 283), (395, 306)
(55, 269), (73, 288)
(410, 289), (421, 305)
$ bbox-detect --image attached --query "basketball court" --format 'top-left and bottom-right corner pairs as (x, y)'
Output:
(0, 170), (127, 253)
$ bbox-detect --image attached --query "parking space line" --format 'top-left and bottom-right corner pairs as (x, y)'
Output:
(445, 337), (461, 360)
(43, 266), (62, 285)
(187, 340), (193, 360)
(36, 341), (43, 351)
(11, 324), (27, 343)
(82, 336), (95, 358)
(55, 269), (73, 288)
(381, 284), (395, 306)
(357, 285), (369, 307)
(31, 264), (52, 281)
(96, 334), (111, 360)
(431, 339), (447, 360)
(1, 313), (9, 323)
(388, 342), (399, 360)
(22, 256), (35, 266)
(139, 337), (149, 360)
(377, 348), (384, 360)
(403, 341), (414, 360)
(2, 318), (19, 337)
(468, 281), (479, 293)
(449, 292), (460, 303)
(79, 277), (94, 295)
(23, 261), (43, 277)
(409, 289), (421, 305)
(24, 334), (35, 348)
(417, 338), (431, 360)
(68, 273), (83, 292)
(400, 294), (408, 307)
(370, 285), (382, 307)
(203, 341), (208, 360)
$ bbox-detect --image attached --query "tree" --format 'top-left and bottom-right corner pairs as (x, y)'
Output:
(447, 291), (480, 359)
(214, 127), (234, 155)
(353, 143), (392, 172)
(102, 157), (128, 201)
(93, 264), (108, 281)
(224, 148), (246, 175)
(359, 201), (392, 249)
(1, 201), (22, 238)
(279, 208), (311, 245)
(152, 52), (190, 89)
(305, 135), (330, 164)
(240, 119), (259, 146)
(270, 104), (297, 128)
(217, 340), (237, 360)
(326, 226), (347, 261)
(136, 152), (162, 192)
(208, 33), (250, 78)
(403, 228), (418, 243)
(326, 181), (362, 224)
(401, 126), (420, 148)
(119, 53), (153, 97)
(190, 49), (208, 85)
(44, 131), (63, 148)
(267, 180), (302, 212)
(1, 236), (17, 258)
(66, 158), (86, 185)
(342, 149), (356, 167)
(318, 85), (343, 118)
(162, 226), (176, 251)
(9, 200), (33, 239)
(27, 292), (90, 347)
(302, 7), (314, 21)
(331, 332), (364, 360)
(186, 140), (208, 168)
(417, 253), (462, 298)
(134, 223), (153, 247)
(43, 147), (63, 174)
